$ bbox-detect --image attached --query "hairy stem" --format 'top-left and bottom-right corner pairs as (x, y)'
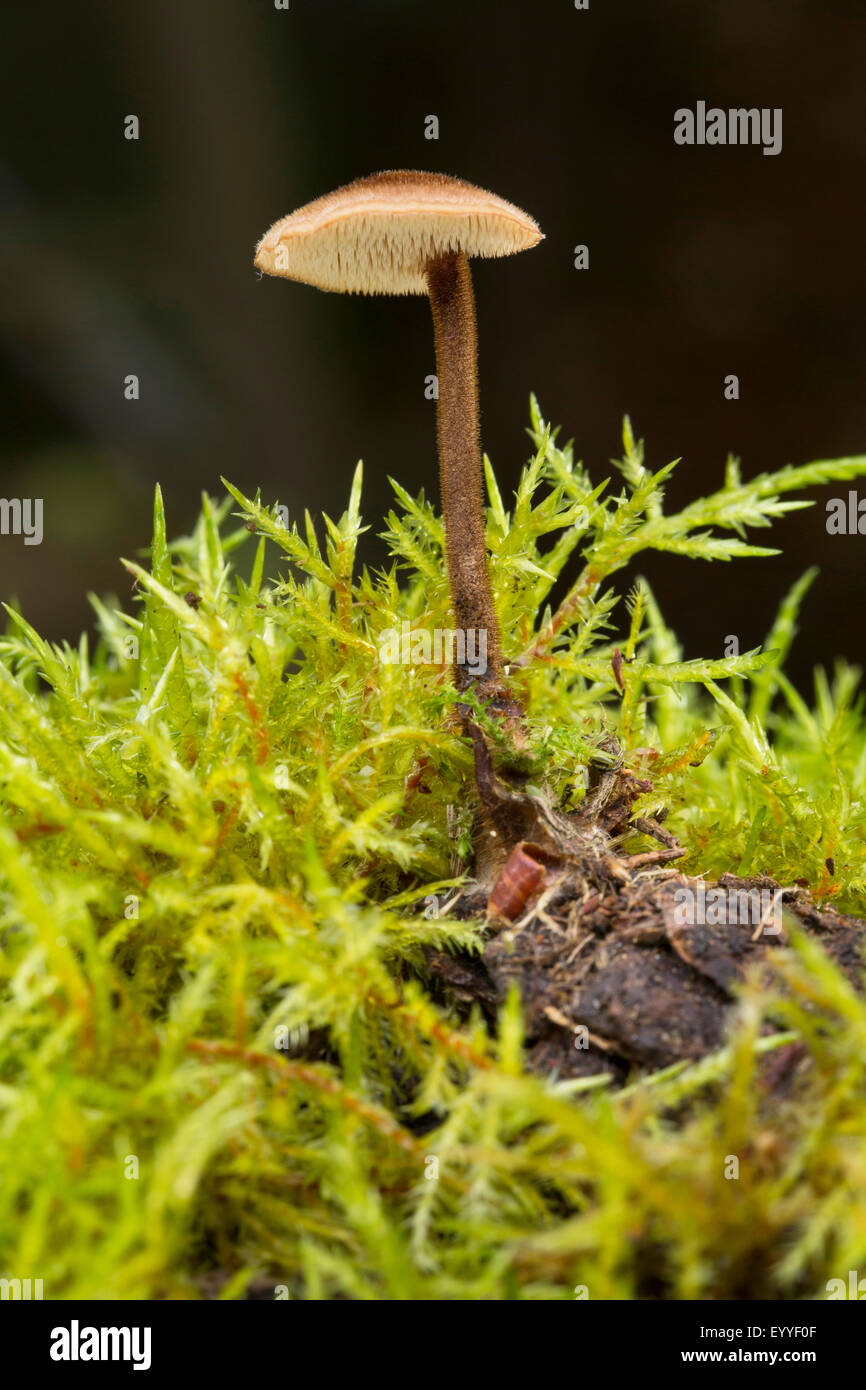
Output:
(427, 251), (503, 692)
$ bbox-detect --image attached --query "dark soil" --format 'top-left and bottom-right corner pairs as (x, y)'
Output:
(423, 724), (866, 1083)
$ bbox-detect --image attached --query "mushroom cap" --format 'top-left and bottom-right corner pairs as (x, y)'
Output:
(254, 170), (543, 295)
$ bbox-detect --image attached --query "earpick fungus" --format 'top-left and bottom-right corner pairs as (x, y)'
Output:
(254, 170), (542, 714)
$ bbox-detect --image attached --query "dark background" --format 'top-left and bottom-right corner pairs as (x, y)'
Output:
(1, 0), (864, 687)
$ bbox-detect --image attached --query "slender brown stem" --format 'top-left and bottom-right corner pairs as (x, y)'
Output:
(427, 251), (503, 692)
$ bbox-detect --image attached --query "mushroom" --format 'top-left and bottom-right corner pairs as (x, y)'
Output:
(254, 170), (542, 711)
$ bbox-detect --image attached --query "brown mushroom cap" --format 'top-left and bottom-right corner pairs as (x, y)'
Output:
(254, 170), (543, 295)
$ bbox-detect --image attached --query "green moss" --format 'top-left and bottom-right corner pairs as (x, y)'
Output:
(0, 402), (865, 1299)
